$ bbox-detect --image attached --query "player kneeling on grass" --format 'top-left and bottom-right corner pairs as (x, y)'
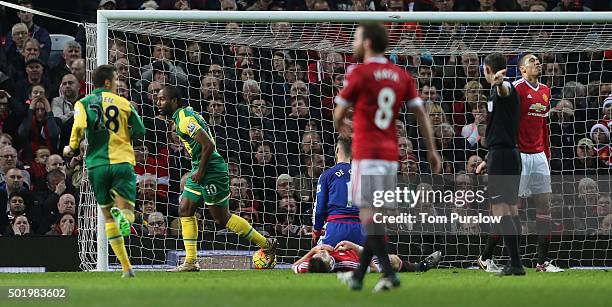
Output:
(157, 86), (277, 272)
(64, 64), (146, 278)
(293, 240), (441, 274)
(312, 137), (364, 247)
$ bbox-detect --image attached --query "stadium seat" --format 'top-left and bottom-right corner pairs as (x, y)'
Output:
(48, 34), (75, 69)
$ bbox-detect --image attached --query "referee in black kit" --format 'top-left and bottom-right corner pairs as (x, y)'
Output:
(479, 53), (525, 276)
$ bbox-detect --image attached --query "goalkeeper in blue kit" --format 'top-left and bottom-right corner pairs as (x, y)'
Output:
(313, 137), (364, 247)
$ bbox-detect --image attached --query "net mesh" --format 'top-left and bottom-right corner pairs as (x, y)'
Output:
(79, 19), (612, 271)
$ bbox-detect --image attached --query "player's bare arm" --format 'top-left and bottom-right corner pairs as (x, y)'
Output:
(411, 105), (442, 173)
(335, 240), (364, 254)
(292, 245), (325, 267)
(191, 129), (215, 182)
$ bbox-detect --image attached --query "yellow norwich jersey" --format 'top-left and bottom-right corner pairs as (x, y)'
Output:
(69, 88), (145, 169)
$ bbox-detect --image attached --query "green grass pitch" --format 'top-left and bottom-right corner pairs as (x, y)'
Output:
(1, 269), (610, 307)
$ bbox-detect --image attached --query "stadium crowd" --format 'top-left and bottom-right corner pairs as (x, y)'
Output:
(1, 0), (612, 240)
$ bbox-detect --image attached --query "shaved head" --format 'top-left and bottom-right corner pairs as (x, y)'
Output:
(519, 53), (537, 68)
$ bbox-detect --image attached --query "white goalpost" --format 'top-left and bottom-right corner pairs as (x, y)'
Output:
(80, 10), (612, 271)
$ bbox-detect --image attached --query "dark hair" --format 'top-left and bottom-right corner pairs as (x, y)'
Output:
(359, 22), (388, 53)
(337, 137), (352, 157)
(308, 257), (331, 273)
(161, 85), (182, 105)
(517, 53), (539, 68)
(9, 192), (24, 200)
(18, 0), (32, 6)
(47, 169), (66, 181)
(93, 64), (116, 88)
(483, 53), (506, 74)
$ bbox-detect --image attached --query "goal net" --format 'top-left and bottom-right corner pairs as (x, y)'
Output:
(80, 12), (612, 271)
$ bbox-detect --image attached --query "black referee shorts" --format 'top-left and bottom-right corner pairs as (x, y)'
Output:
(487, 148), (522, 205)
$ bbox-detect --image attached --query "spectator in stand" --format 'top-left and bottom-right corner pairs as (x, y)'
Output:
(566, 81), (597, 134)
(180, 42), (207, 93)
(134, 144), (169, 199)
(45, 212), (77, 236)
(197, 75), (221, 110)
(566, 138), (609, 175)
(220, 0), (238, 11)
(99, 0), (117, 10)
(6, 23), (31, 71)
(0, 146), (31, 188)
(9, 215), (30, 236)
(529, 0), (548, 11)
(114, 57), (131, 87)
(285, 62), (306, 84)
(240, 79), (261, 106)
(466, 155), (483, 174)
(296, 153), (325, 203)
(54, 75), (79, 148)
(460, 100), (487, 147)
(33, 169), (74, 234)
(599, 214), (612, 234)
(549, 99), (577, 172)
(589, 122), (610, 166)
(0, 133), (12, 148)
(27, 146), (50, 188)
(230, 176), (261, 213)
(0, 170), (33, 234)
(6, 1), (51, 63)
(251, 141), (282, 199)
(434, 123), (470, 173)
(543, 62), (565, 98)
(17, 96), (60, 163)
(137, 174), (173, 216)
(66, 139), (86, 191)
(144, 212), (168, 237)
(50, 41), (81, 96)
(590, 194), (612, 231)
(301, 131), (324, 155)
(553, 0), (592, 11)
(2, 193), (27, 233)
(70, 59), (86, 96)
(135, 199), (157, 231)
(174, 0), (191, 10)
(7, 37), (40, 83)
(575, 177), (598, 232)
(0, 91), (21, 138)
(420, 84), (440, 103)
(116, 80), (130, 100)
(15, 58), (50, 106)
(452, 81), (483, 131)
(398, 136), (413, 159)
(426, 102), (449, 130)
(275, 173), (299, 209)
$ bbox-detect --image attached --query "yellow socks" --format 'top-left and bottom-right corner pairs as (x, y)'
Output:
(180, 216), (198, 264)
(121, 209), (135, 224)
(106, 222), (131, 272)
(226, 214), (267, 249)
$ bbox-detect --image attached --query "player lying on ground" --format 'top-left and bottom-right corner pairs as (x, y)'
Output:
(64, 64), (146, 278)
(293, 240), (441, 274)
(478, 53), (563, 273)
(156, 86), (277, 272)
(312, 137), (363, 247)
(333, 22), (441, 291)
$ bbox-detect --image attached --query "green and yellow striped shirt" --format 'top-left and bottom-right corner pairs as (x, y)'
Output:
(172, 107), (227, 176)
(70, 88), (145, 169)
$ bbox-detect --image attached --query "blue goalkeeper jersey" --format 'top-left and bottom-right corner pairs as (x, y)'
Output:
(312, 162), (360, 231)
